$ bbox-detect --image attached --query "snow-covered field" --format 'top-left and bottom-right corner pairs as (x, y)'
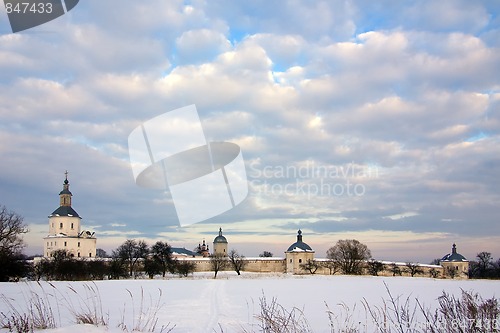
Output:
(1, 273), (499, 333)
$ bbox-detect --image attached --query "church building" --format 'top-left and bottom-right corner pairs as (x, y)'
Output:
(43, 173), (96, 258)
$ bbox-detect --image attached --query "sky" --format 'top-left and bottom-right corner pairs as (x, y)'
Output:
(0, 0), (499, 262)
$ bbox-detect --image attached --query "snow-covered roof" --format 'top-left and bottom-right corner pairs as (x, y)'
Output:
(286, 230), (314, 252)
(171, 247), (199, 257)
(440, 244), (468, 262)
(49, 206), (81, 218)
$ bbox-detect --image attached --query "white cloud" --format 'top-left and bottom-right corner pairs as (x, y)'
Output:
(1, 0), (499, 260)
(175, 29), (232, 64)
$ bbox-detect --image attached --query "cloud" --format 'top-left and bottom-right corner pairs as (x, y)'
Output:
(1, 0), (499, 261)
(175, 29), (232, 65)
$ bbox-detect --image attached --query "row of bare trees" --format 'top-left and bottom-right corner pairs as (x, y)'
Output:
(111, 241), (249, 279)
(299, 239), (437, 277)
(3, 203), (500, 281)
(208, 250), (247, 278)
(30, 240), (197, 281)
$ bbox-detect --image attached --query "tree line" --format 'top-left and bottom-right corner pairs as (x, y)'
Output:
(2, 204), (500, 281)
(301, 239), (500, 279)
(0, 204), (250, 281)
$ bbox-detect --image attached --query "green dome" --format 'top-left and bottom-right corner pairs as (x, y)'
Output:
(214, 228), (227, 243)
(441, 244), (468, 262)
(286, 230), (313, 252)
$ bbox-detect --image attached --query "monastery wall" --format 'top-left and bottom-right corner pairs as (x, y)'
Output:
(176, 257), (465, 279)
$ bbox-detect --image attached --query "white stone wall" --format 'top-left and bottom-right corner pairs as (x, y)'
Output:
(44, 236), (96, 258)
(48, 216), (81, 236)
(213, 242), (228, 256)
(285, 251), (315, 274)
(440, 261), (469, 279)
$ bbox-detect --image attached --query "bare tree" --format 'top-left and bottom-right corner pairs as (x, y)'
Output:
(113, 239), (149, 277)
(151, 241), (173, 277)
(259, 251), (273, 257)
(300, 259), (320, 274)
(173, 260), (196, 277)
(429, 258), (441, 265)
(144, 257), (162, 279)
(96, 248), (108, 258)
(389, 263), (402, 276)
(366, 259), (385, 276)
(326, 239), (371, 275)
(108, 257), (128, 280)
(210, 253), (229, 279)
(228, 249), (246, 275)
(446, 266), (458, 279)
(0, 205), (28, 254)
(475, 251), (493, 278)
(405, 262), (424, 277)
(0, 205), (29, 281)
(322, 259), (340, 275)
(429, 268), (440, 278)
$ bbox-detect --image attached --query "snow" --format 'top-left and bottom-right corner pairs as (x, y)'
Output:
(288, 247), (311, 252)
(1, 273), (499, 333)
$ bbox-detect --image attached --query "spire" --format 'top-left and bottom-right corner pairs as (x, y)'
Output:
(297, 229), (303, 242)
(452, 243), (457, 254)
(219, 227), (223, 236)
(59, 171), (73, 207)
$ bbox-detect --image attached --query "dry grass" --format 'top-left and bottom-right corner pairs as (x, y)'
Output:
(0, 282), (173, 333)
(251, 293), (311, 333)
(240, 283), (500, 333)
(117, 287), (175, 333)
(0, 282), (58, 333)
(64, 282), (108, 327)
(1, 281), (499, 332)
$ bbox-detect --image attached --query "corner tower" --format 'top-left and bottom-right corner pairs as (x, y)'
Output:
(213, 227), (228, 256)
(440, 243), (469, 279)
(285, 230), (314, 274)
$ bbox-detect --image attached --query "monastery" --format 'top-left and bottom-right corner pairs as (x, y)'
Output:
(171, 228), (469, 279)
(41, 175), (469, 279)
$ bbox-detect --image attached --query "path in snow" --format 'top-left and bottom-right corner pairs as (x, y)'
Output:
(1, 273), (500, 332)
